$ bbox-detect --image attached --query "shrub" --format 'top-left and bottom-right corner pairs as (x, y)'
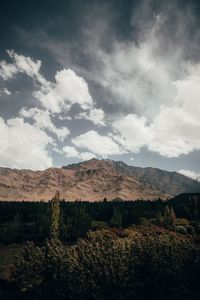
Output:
(176, 218), (190, 226)
(91, 220), (109, 230)
(139, 217), (150, 225)
(187, 225), (195, 235)
(191, 221), (200, 234)
(11, 231), (200, 300)
(176, 225), (187, 234)
(11, 239), (69, 299)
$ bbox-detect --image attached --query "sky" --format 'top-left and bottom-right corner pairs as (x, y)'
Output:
(0, 0), (200, 178)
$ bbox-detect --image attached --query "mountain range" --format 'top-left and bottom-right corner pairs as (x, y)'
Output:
(0, 158), (200, 201)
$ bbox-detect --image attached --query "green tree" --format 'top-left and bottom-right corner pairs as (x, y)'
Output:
(69, 231), (132, 300)
(11, 231), (200, 300)
(59, 209), (68, 241)
(68, 205), (91, 240)
(11, 241), (45, 296)
(155, 210), (163, 226)
(49, 191), (61, 239)
(35, 209), (50, 242)
(163, 205), (176, 230)
(3, 213), (22, 243)
(11, 239), (69, 299)
(109, 207), (122, 228)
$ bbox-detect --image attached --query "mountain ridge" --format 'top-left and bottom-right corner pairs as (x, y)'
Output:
(0, 158), (200, 201)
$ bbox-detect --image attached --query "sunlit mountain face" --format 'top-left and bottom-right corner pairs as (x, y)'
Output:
(0, 0), (200, 179)
(0, 158), (200, 201)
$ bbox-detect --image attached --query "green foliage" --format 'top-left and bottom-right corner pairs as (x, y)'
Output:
(176, 218), (190, 226)
(11, 239), (69, 299)
(2, 197), (200, 299)
(187, 225), (195, 235)
(49, 192), (61, 239)
(0, 214), (22, 244)
(163, 205), (176, 230)
(109, 207), (122, 228)
(176, 225), (187, 234)
(59, 209), (68, 240)
(91, 220), (109, 230)
(11, 242), (45, 294)
(70, 231), (132, 299)
(191, 221), (200, 234)
(139, 217), (151, 225)
(130, 234), (200, 299)
(11, 231), (200, 300)
(67, 205), (91, 240)
(35, 210), (50, 242)
(0, 198), (199, 244)
(155, 211), (163, 225)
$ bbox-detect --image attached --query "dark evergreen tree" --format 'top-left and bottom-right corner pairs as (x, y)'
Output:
(49, 191), (61, 239)
(155, 211), (163, 226)
(109, 207), (122, 228)
(163, 205), (176, 230)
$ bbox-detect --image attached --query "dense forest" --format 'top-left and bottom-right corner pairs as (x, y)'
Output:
(0, 193), (200, 299)
(0, 193), (200, 244)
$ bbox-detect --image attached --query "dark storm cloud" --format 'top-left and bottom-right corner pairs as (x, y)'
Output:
(9, 0), (200, 116)
(1, 0), (200, 56)
(1, 0), (199, 115)
(1, 0), (200, 175)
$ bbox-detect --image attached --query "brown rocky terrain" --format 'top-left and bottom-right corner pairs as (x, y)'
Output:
(0, 159), (200, 201)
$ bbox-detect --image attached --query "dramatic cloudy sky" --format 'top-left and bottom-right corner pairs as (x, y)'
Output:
(0, 0), (200, 177)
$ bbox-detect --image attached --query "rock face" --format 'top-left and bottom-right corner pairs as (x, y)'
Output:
(0, 159), (200, 201)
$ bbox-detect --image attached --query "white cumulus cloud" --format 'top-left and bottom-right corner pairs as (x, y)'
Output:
(63, 146), (79, 158)
(0, 88), (12, 96)
(1, 50), (104, 121)
(34, 68), (93, 114)
(112, 63), (200, 158)
(178, 169), (200, 180)
(0, 50), (46, 84)
(0, 117), (53, 170)
(20, 107), (70, 141)
(75, 108), (106, 126)
(112, 114), (150, 153)
(79, 152), (96, 160)
(62, 145), (96, 160)
(72, 130), (124, 156)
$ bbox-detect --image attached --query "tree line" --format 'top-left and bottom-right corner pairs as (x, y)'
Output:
(4, 192), (200, 299)
(0, 194), (200, 244)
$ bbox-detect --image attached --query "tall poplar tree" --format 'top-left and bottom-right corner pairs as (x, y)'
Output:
(49, 191), (61, 239)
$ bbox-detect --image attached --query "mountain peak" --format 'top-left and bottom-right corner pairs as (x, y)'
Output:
(1, 160), (200, 201)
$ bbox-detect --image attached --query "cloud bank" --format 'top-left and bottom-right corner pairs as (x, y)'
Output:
(0, 117), (53, 170)
(0, 0), (200, 171)
(0, 50), (107, 169)
(178, 169), (200, 180)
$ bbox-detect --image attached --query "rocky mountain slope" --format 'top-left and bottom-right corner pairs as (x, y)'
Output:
(0, 159), (200, 201)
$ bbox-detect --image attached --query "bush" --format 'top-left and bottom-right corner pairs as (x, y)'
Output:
(176, 225), (187, 234)
(91, 220), (109, 230)
(187, 225), (195, 235)
(70, 231), (132, 300)
(176, 218), (190, 226)
(191, 221), (200, 234)
(11, 239), (69, 299)
(139, 217), (150, 225)
(11, 232), (200, 300)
